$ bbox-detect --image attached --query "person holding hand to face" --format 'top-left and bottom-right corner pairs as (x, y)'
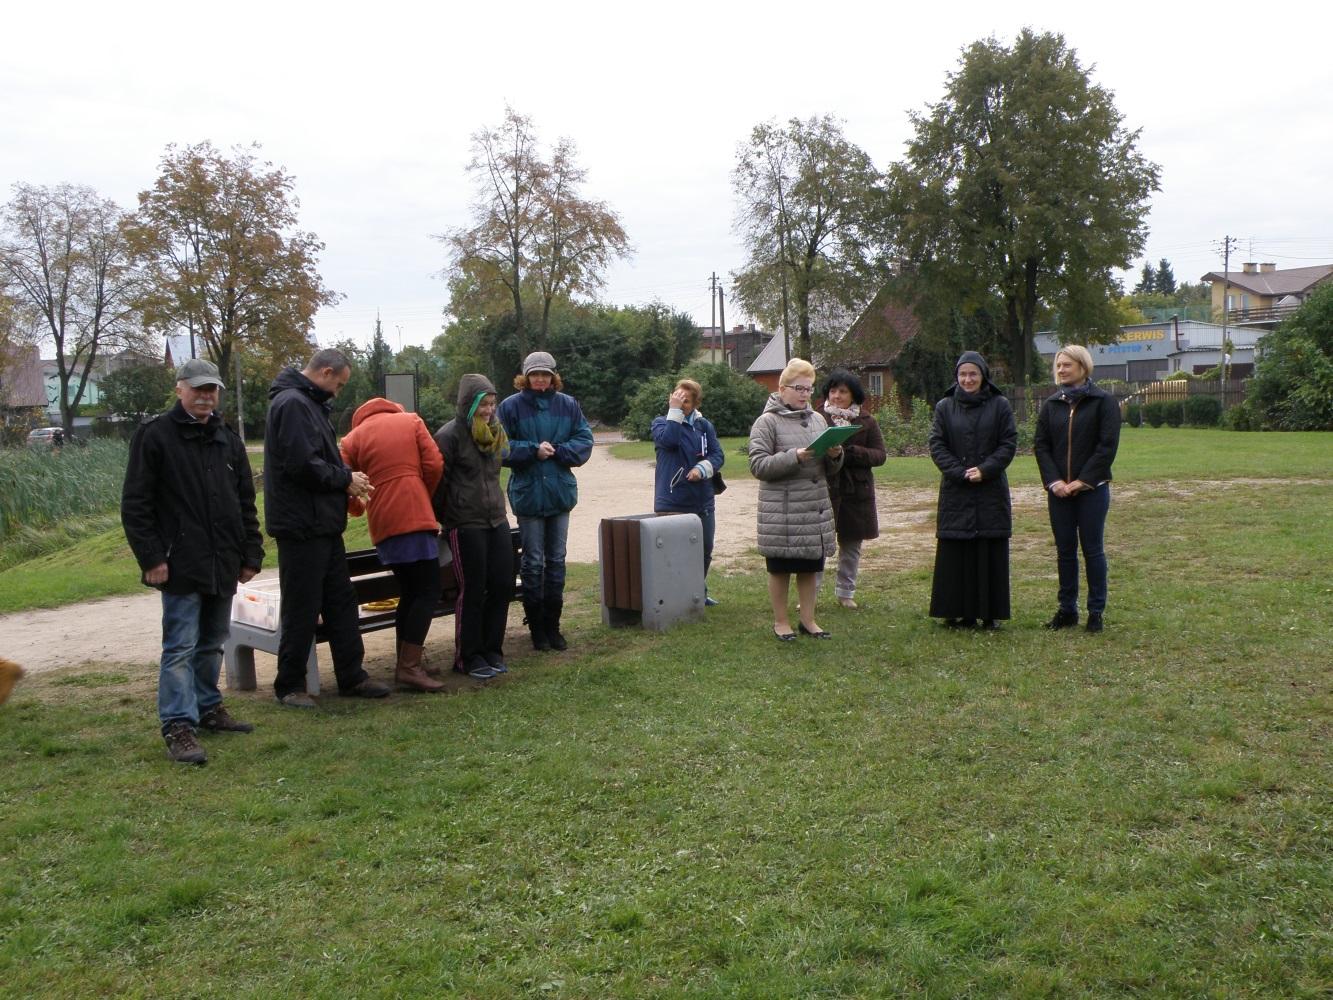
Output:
(1033, 345), (1122, 633)
(651, 378), (724, 605)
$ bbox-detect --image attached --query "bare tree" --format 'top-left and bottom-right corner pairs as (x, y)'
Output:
(0, 183), (144, 435)
(733, 117), (890, 363)
(443, 107), (631, 357)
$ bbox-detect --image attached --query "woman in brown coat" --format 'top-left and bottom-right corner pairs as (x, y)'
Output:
(819, 369), (886, 609)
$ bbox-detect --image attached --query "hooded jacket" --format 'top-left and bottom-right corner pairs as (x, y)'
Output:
(497, 382), (593, 518)
(650, 407), (724, 514)
(263, 367), (354, 540)
(927, 351), (1017, 539)
(121, 401), (264, 596)
(747, 392), (842, 560)
(433, 374), (509, 530)
(339, 397), (443, 545)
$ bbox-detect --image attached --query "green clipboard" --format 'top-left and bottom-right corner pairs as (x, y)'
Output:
(808, 423), (861, 456)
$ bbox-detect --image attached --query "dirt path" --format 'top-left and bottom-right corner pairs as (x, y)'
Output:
(0, 436), (764, 676)
(17, 435), (1310, 681)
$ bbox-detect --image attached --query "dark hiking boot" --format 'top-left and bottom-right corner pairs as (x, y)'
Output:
(198, 704), (254, 733)
(163, 721), (207, 765)
(1043, 610), (1079, 630)
(545, 599), (568, 651)
(524, 599), (551, 651)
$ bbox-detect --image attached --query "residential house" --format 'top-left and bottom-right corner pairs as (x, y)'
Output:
(745, 286), (925, 407)
(1200, 262), (1333, 328)
(0, 345), (48, 414)
(695, 325), (773, 373)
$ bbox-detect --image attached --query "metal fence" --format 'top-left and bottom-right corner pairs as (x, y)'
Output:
(1003, 379), (1248, 417)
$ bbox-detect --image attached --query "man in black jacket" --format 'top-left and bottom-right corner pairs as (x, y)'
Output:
(264, 348), (390, 707)
(122, 359), (264, 764)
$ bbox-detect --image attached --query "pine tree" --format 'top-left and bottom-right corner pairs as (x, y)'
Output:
(1154, 258), (1177, 295)
(1135, 261), (1157, 294)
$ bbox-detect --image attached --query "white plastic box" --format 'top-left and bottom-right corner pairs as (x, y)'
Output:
(232, 579), (281, 631)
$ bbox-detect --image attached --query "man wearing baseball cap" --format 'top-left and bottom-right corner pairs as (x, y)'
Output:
(122, 358), (264, 764)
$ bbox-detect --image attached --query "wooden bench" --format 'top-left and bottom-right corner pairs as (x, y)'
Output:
(223, 528), (521, 693)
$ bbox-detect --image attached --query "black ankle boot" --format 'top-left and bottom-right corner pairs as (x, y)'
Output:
(1085, 612), (1104, 633)
(545, 599), (568, 651)
(1043, 609), (1079, 630)
(523, 599), (551, 651)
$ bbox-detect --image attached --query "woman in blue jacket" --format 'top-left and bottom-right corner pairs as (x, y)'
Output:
(651, 378), (725, 605)
(498, 351), (594, 651)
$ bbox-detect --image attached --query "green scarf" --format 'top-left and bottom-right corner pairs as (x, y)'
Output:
(472, 416), (508, 456)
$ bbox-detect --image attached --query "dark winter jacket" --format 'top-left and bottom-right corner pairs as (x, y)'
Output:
(498, 385), (594, 518)
(121, 401), (263, 596)
(434, 374), (509, 530)
(263, 367), (354, 540)
(823, 410), (886, 541)
(928, 372), (1017, 540)
(1034, 382), (1121, 489)
(651, 408), (724, 514)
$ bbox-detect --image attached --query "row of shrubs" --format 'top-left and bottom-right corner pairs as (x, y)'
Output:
(1125, 396), (1224, 428)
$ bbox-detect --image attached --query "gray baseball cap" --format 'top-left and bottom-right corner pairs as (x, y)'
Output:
(522, 351), (557, 375)
(176, 358), (226, 389)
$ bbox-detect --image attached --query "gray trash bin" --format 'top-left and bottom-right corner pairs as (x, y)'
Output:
(599, 513), (705, 631)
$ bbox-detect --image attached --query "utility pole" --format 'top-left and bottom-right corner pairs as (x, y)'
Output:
(717, 282), (727, 369)
(1221, 235), (1234, 381)
(709, 272), (719, 363)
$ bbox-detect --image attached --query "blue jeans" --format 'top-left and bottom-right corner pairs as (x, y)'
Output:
(517, 513), (569, 604)
(159, 590), (232, 733)
(1047, 484), (1112, 614)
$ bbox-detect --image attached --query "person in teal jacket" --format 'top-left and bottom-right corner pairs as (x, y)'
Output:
(498, 351), (594, 651)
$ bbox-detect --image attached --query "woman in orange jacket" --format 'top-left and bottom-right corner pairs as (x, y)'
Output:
(340, 398), (446, 691)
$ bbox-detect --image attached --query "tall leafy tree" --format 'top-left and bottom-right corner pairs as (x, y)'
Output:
(99, 362), (176, 421)
(127, 142), (336, 391)
(890, 30), (1160, 381)
(443, 107), (630, 358)
(1246, 282), (1333, 430)
(732, 116), (890, 362)
(0, 183), (145, 435)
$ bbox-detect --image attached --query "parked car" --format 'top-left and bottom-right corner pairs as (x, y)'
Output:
(26, 426), (65, 447)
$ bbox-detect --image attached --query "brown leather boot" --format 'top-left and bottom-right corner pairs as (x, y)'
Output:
(395, 642), (445, 693)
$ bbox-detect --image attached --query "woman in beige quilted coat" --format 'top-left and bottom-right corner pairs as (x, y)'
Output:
(748, 359), (844, 641)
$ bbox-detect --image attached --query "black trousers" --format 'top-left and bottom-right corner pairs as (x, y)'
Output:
(275, 535), (367, 696)
(447, 524), (513, 666)
(389, 557), (442, 646)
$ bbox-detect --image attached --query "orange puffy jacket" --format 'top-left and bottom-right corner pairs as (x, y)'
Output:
(339, 398), (444, 545)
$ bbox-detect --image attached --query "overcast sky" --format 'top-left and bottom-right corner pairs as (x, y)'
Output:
(5, 0), (1332, 352)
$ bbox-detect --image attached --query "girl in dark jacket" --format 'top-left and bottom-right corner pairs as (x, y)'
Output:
(435, 374), (512, 680)
(819, 369), (886, 609)
(1033, 345), (1122, 633)
(651, 378), (724, 604)
(928, 352), (1017, 629)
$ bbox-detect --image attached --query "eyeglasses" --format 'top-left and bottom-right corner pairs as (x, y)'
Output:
(783, 384), (813, 394)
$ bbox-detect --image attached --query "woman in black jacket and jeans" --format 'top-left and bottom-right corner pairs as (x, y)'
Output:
(928, 352), (1017, 630)
(1033, 345), (1122, 633)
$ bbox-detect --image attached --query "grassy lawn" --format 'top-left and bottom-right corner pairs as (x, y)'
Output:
(1, 431), (1330, 995)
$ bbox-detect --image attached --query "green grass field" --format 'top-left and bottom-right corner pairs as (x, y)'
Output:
(1, 430), (1330, 996)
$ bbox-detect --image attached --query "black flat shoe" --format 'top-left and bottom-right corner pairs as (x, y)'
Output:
(945, 618), (977, 629)
(773, 628), (797, 642)
(798, 623), (832, 639)
(980, 620), (1001, 631)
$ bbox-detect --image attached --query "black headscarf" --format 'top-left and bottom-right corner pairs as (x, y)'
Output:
(952, 351), (995, 406)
